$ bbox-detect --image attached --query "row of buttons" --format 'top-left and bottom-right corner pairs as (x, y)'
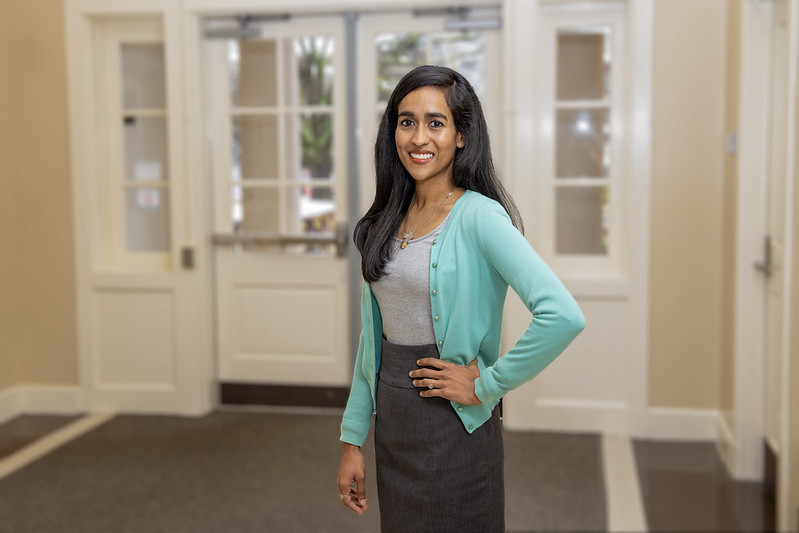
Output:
(432, 233), (474, 431)
(431, 238), (445, 350)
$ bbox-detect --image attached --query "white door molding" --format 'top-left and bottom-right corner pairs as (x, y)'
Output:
(732, 0), (771, 482)
(732, 0), (797, 490)
(500, 0), (653, 438)
(777, 1), (797, 529)
(64, 1), (213, 415)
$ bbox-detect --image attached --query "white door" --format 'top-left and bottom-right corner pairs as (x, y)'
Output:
(66, 11), (210, 414)
(503, 2), (639, 434)
(759, 0), (790, 526)
(207, 17), (350, 386)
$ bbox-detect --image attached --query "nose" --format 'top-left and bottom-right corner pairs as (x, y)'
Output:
(411, 126), (428, 146)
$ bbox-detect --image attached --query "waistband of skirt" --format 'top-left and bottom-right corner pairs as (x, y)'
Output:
(379, 338), (439, 388)
(381, 337), (439, 359)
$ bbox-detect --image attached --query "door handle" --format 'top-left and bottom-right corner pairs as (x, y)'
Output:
(754, 235), (772, 278)
(212, 223), (348, 257)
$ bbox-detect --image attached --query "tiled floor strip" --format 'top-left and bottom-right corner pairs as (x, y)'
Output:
(603, 433), (648, 532)
(0, 412), (115, 480)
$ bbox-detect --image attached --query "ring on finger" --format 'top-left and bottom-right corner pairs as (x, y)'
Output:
(427, 379), (435, 389)
(340, 493), (349, 500)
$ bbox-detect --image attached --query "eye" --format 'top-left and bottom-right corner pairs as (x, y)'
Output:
(429, 120), (444, 129)
(399, 118), (415, 127)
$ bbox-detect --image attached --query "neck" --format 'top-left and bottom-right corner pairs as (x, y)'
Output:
(412, 179), (455, 208)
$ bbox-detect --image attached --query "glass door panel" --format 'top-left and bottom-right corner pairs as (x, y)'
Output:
(287, 37), (335, 106)
(555, 186), (608, 255)
(232, 115), (280, 179)
(553, 27), (613, 257)
(555, 108), (610, 178)
(293, 112), (334, 179)
(237, 187), (280, 233)
(121, 43), (166, 108)
(123, 116), (169, 182)
(125, 188), (170, 252)
(229, 40), (278, 107)
(217, 23), (343, 257)
(118, 39), (171, 260)
(556, 32), (609, 100)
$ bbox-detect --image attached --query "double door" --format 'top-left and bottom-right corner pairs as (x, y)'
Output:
(207, 12), (502, 387)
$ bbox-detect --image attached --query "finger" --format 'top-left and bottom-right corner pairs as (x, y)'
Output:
(408, 367), (442, 380)
(416, 357), (451, 369)
(341, 492), (365, 514)
(411, 377), (438, 388)
(354, 479), (368, 511)
(419, 388), (444, 398)
(337, 478), (364, 513)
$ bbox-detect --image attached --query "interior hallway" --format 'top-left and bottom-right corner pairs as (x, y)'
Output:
(0, 410), (773, 533)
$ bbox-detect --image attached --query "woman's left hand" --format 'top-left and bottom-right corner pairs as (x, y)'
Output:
(410, 358), (482, 405)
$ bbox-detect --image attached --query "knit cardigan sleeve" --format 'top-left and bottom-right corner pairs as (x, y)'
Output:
(472, 202), (586, 404)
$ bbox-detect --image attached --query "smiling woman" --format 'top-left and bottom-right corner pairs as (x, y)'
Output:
(337, 65), (585, 532)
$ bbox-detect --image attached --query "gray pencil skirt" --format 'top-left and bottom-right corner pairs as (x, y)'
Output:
(375, 338), (504, 533)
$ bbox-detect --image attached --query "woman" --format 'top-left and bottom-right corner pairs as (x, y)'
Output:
(337, 65), (585, 532)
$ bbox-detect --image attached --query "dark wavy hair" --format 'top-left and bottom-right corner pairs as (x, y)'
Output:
(354, 65), (523, 282)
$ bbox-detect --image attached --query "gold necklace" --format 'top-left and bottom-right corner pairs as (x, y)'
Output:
(400, 190), (454, 250)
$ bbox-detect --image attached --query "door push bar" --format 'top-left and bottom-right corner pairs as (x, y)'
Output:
(212, 224), (348, 258)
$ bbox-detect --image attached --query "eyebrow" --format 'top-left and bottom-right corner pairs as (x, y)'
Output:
(398, 111), (449, 121)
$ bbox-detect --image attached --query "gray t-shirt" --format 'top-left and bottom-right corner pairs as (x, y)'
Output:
(371, 214), (450, 345)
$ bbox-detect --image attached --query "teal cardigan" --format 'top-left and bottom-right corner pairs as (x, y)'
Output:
(340, 190), (585, 446)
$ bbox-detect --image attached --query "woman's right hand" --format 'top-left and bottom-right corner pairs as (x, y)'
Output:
(337, 442), (368, 514)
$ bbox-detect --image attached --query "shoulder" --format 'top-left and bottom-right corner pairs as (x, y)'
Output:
(458, 190), (512, 234)
(459, 191), (509, 222)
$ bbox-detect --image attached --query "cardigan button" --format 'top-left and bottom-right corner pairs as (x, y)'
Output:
(468, 424), (474, 430)
(457, 406), (464, 412)
(431, 289), (437, 296)
(431, 262), (437, 268)
(438, 340), (443, 346)
(432, 239), (437, 245)
(434, 315), (439, 321)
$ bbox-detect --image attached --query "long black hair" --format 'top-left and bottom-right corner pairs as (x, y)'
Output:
(354, 65), (523, 282)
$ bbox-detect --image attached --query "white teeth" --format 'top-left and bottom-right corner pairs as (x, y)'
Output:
(411, 153), (433, 159)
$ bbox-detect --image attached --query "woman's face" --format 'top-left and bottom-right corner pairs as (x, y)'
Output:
(394, 86), (464, 187)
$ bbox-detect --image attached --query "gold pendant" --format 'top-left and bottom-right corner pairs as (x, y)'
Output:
(400, 240), (408, 249)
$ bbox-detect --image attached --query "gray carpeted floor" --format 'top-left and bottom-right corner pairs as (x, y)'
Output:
(0, 411), (606, 533)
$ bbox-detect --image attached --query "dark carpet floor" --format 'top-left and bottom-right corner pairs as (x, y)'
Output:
(0, 411), (606, 533)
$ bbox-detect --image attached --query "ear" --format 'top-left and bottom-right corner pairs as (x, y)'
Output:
(456, 131), (465, 149)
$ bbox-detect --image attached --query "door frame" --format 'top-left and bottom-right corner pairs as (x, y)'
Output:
(65, 0), (213, 415)
(500, 0), (653, 436)
(733, 1), (796, 529)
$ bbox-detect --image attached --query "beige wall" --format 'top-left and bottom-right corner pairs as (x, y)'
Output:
(0, 1), (19, 390)
(0, 0), (78, 388)
(649, 0), (728, 408)
(719, 0), (741, 427)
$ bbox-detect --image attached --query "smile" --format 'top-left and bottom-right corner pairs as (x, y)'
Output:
(410, 152), (433, 161)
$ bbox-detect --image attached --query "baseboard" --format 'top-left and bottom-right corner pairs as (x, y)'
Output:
(0, 387), (21, 424)
(503, 398), (633, 434)
(220, 383), (349, 408)
(644, 407), (720, 441)
(0, 385), (83, 424)
(715, 411), (736, 474)
(504, 399), (721, 441)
